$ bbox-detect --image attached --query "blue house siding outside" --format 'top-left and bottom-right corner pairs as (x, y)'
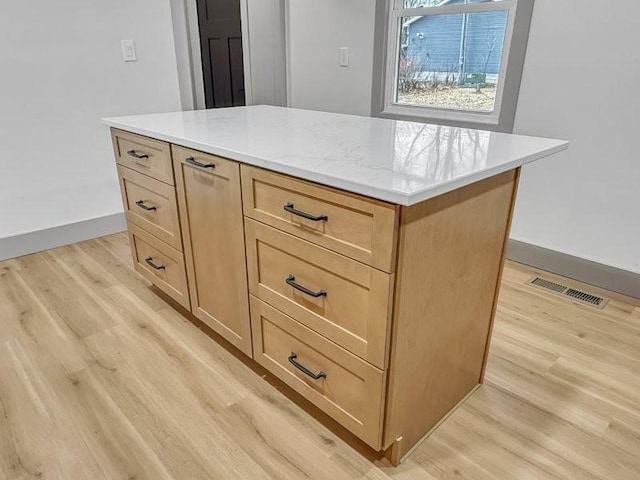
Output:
(461, 10), (508, 74)
(405, 14), (464, 74)
(403, 2), (508, 79)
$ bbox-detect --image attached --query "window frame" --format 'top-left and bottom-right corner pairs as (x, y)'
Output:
(383, 0), (519, 126)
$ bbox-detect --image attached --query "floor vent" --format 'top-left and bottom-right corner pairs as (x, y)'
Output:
(530, 277), (567, 293)
(527, 277), (608, 309)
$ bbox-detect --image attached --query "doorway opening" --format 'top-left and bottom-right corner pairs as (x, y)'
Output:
(195, 0), (245, 108)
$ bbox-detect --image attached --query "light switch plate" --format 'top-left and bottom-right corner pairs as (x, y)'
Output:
(121, 40), (137, 62)
(339, 47), (349, 67)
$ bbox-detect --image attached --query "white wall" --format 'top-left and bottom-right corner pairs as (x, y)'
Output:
(286, 0), (376, 116)
(243, 0), (287, 106)
(0, 1), (182, 241)
(510, 0), (640, 274)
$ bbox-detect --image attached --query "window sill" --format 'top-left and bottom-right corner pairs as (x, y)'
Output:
(381, 104), (500, 126)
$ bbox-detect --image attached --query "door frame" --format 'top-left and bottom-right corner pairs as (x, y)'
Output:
(171, 0), (254, 110)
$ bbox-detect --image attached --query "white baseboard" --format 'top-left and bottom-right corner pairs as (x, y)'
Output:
(507, 239), (640, 300)
(0, 213), (126, 262)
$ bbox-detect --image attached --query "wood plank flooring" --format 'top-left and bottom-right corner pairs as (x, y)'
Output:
(0, 233), (638, 479)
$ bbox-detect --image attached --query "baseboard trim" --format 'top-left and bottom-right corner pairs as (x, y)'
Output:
(0, 213), (126, 261)
(507, 239), (640, 300)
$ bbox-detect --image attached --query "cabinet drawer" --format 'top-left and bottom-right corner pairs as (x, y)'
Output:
(241, 165), (398, 272)
(250, 297), (385, 449)
(118, 166), (182, 251)
(128, 223), (190, 309)
(111, 129), (174, 185)
(245, 219), (392, 369)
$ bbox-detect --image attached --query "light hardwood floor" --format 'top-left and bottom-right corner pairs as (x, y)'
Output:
(0, 233), (638, 480)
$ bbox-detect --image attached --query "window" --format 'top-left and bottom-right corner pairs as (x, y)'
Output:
(383, 0), (519, 125)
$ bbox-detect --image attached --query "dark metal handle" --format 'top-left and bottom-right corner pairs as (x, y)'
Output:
(288, 353), (326, 380)
(285, 274), (327, 298)
(185, 156), (215, 169)
(127, 149), (149, 159)
(283, 203), (328, 222)
(135, 200), (157, 211)
(144, 257), (165, 270)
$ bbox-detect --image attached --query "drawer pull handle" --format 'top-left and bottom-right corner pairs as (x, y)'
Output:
(145, 257), (166, 270)
(283, 203), (328, 222)
(286, 274), (327, 298)
(185, 156), (215, 169)
(288, 353), (326, 380)
(135, 200), (157, 211)
(127, 149), (149, 159)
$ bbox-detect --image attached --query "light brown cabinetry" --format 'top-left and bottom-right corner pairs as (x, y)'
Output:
(250, 297), (386, 449)
(112, 129), (174, 185)
(118, 166), (182, 250)
(112, 130), (189, 309)
(245, 218), (393, 369)
(240, 166), (398, 448)
(112, 128), (519, 465)
(128, 223), (190, 309)
(241, 165), (398, 272)
(382, 169), (518, 462)
(172, 145), (252, 356)
(242, 167), (518, 463)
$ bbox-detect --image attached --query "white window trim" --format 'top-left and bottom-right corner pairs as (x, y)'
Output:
(383, 0), (518, 125)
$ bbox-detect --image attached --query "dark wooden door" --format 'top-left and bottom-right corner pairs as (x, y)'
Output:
(196, 0), (245, 108)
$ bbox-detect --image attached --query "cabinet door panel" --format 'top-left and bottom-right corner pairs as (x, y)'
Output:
(173, 145), (252, 356)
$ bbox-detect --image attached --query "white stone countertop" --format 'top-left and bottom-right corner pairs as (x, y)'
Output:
(103, 106), (568, 206)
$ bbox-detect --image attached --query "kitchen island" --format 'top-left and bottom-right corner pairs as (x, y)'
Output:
(103, 106), (567, 464)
